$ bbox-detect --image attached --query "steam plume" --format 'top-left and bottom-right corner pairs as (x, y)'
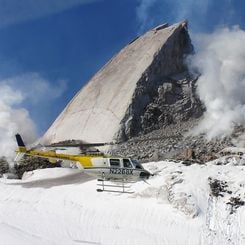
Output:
(0, 73), (67, 163)
(136, 0), (158, 33)
(189, 26), (245, 139)
(0, 84), (37, 162)
(136, 0), (240, 33)
(136, 0), (211, 33)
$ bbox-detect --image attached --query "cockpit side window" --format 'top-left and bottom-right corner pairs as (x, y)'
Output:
(131, 160), (143, 169)
(109, 159), (120, 167)
(123, 159), (132, 168)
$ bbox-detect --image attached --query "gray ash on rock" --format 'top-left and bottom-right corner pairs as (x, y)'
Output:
(110, 121), (238, 163)
(116, 22), (204, 141)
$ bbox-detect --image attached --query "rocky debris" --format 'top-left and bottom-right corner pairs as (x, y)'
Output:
(0, 157), (9, 176)
(14, 156), (61, 179)
(209, 178), (229, 197)
(208, 177), (245, 214)
(110, 120), (240, 163)
(219, 147), (245, 157)
(130, 75), (203, 137)
(227, 197), (245, 214)
(214, 155), (245, 166)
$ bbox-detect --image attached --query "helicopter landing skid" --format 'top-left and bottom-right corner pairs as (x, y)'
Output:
(96, 178), (134, 194)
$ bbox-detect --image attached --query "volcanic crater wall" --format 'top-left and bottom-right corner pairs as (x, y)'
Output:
(116, 24), (203, 141)
(43, 21), (203, 144)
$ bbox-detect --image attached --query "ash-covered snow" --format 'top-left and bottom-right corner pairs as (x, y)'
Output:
(1, 157), (245, 245)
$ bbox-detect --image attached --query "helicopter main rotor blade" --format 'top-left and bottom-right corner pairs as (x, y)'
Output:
(45, 142), (109, 148)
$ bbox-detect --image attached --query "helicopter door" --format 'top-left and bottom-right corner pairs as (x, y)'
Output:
(123, 159), (133, 168)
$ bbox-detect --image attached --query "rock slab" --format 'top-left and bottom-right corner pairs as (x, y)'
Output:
(43, 21), (201, 144)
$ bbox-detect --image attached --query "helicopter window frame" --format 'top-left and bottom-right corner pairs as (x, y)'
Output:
(109, 158), (120, 168)
(131, 159), (143, 169)
(123, 158), (133, 168)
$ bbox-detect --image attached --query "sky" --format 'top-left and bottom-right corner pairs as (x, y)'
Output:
(0, 0), (245, 137)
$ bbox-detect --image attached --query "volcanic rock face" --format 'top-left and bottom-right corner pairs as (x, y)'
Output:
(43, 21), (202, 144)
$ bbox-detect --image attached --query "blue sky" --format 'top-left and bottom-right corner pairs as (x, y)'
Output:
(0, 0), (244, 135)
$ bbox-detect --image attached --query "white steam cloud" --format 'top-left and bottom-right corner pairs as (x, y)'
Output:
(0, 73), (67, 162)
(136, 0), (158, 33)
(0, 84), (37, 162)
(136, 0), (211, 33)
(189, 26), (245, 139)
(170, 0), (211, 21)
(136, 0), (238, 33)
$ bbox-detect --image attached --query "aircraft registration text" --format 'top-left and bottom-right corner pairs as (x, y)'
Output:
(109, 169), (133, 175)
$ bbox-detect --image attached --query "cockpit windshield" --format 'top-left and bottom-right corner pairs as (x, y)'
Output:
(131, 159), (143, 169)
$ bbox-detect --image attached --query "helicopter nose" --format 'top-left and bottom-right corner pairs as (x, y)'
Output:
(140, 171), (151, 179)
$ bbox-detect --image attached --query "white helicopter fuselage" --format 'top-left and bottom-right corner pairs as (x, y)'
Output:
(76, 157), (149, 181)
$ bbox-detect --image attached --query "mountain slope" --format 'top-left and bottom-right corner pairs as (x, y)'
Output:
(43, 21), (201, 144)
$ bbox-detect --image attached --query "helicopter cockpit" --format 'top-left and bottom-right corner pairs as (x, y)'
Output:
(109, 158), (143, 169)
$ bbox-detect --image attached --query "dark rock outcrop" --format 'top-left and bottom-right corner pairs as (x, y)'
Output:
(14, 156), (61, 179)
(116, 22), (203, 141)
(0, 157), (9, 176)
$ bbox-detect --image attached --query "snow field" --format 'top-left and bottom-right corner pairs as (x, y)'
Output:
(0, 159), (245, 244)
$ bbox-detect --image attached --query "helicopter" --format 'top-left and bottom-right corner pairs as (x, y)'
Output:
(15, 134), (151, 192)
